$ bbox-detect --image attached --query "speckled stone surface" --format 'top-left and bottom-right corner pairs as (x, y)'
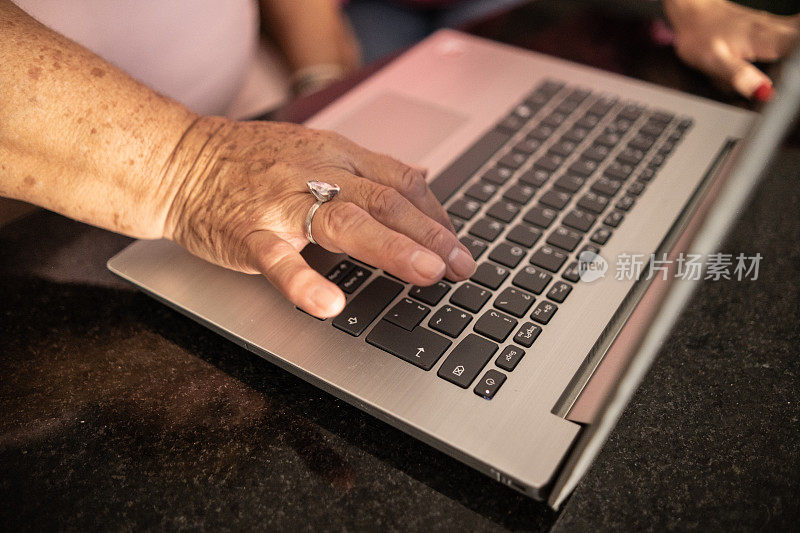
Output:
(1, 147), (798, 531)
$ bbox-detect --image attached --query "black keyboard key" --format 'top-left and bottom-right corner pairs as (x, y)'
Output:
(513, 322), (542, 347)
(531, 301), (558, 324)
(429, 305), (472, 338)
(547, 226), (582, 252)
(566, 87), (591, 102)
(450, 282), (491, 313)
(519, 168), (551, 187)
(326, 261), (354, 283)
(582, 144), (610, 162)
(615, 195), (635, 211)
(523, 205), (557, 228)
(513, 265), (552, 294)
(562, 209), (596, 232)
(650, 110), (674, 124)
(637, 168), (656, 182)
(562, 126), (590, 143)
(507, 223), (542, 248)
(590, 227), (612, 245)
(595, 133), (621, 148)
(539, 190), (571, 210)
(339, 266), (371, 294)
(649, 154), (666, 168)
(465, 181), (497, 202)
(460, 236), (488, 260)
(482, 165), (514, 186)
(658, 141), (676, 156)
(628, 135), (654, 152)
(497, 114), (526, 133)
(385, 298), (430, 330)
(511, 102), (535, 119)
(639, 122), (664, 138)
(627, 181), (645, 196)
(471, 262), (509, 290)
(568, 158), (598, 177)
(499, 151), (528, 170)
(604, 161), (634, 181)
(528, 124), (555, 141)
(514, 137), (541, 155)
(546, 281), (572, 303)
(591, 176), (621, 197)
(534, 154), (564, 172)
(549, 140), (577, 158)
(542, 111), (567, 128)
(603, 210), (624, 227)
(579, 243), (601, 256)
(494, 287), (535, 317)
(618, 104), (644, 121)
(562, 262), (581, 282)
(575, 113), (601, 129)
(448, 197), (481, 220)
(469, 218), (505, 242)
(431, 128), (510, 202)
(503, 183), (537, 204)
(475, 309), (517, 342)
(474, 369), (507, 400)
(451, 217), (465, 233)
(486, 200), (520, 223)
(539, 80), (565, 95)
(530, 245), (567, 272)
(578, 192), (609, 214)
(677, 118), (693, 130)
(554, 174), (585, 193)
(617, 147), (645, 166)
(489, 241), (527, 268)
(409, 281), (450, 305)
(333, 276), (403, 336)
(367, 320), (451, 370)
(496, 345), (525, 371)
(588, 96), (617, 116)
(555, 99), (579, 114)
(438, 334), (498, 388)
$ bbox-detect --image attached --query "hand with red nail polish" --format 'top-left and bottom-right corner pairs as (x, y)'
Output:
(663, 0), (799, 100)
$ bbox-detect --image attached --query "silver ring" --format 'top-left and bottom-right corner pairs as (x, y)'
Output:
(305, 180), (340, 244)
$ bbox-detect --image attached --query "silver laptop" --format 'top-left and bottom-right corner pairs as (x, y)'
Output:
(108, 30), (800, 507)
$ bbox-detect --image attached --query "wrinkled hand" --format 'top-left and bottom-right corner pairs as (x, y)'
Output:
(664, 0), (800, 100)
(162, 117), (476, 318)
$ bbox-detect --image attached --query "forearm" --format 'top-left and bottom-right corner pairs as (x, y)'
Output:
(0, 0), (197, 238)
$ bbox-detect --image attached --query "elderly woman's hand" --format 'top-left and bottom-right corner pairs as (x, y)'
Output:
(162, 117), (476, 318)
(664, 0), (800, 100)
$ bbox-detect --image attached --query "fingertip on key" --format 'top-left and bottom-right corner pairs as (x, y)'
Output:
(448, 246), (477, 279)
(308, 283), (346, 318)
(410, 249), (447, 280)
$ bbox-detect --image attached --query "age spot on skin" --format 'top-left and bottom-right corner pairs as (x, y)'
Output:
(23, 175), (37, 189)
(90, 67), (106, 78)
(90, 128), (97, 134)
(27, 66), (42, 80)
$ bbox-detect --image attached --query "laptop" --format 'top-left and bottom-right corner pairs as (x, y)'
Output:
(108, 30), (800, 507)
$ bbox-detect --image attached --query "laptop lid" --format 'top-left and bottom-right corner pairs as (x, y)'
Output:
(549, 45), (800, 508)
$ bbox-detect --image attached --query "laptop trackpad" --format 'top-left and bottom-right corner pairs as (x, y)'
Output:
(330, 92), (467, 165)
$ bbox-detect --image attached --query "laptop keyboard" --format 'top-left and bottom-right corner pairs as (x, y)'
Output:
(323, 79), (693, 400)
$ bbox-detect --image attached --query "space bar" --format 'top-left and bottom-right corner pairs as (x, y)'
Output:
(429, 128), (512, 203)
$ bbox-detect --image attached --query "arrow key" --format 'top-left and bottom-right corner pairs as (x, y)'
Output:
(367, 320), (452, 370)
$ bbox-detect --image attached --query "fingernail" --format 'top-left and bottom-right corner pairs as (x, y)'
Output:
(410, 249), (446, 279)
(309, 284), (345, 316)
(753, 82), (774, 102)
(448, 246), (476, 278)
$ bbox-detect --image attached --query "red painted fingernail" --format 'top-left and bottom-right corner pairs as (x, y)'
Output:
(753, 82), (774, 102)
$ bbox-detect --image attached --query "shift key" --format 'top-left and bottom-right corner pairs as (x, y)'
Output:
(333, 276), (403, 336)
(367, 320), (452, 370)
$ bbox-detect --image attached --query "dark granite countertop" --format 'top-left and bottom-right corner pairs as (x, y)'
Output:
(2, 2), (799, 530)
